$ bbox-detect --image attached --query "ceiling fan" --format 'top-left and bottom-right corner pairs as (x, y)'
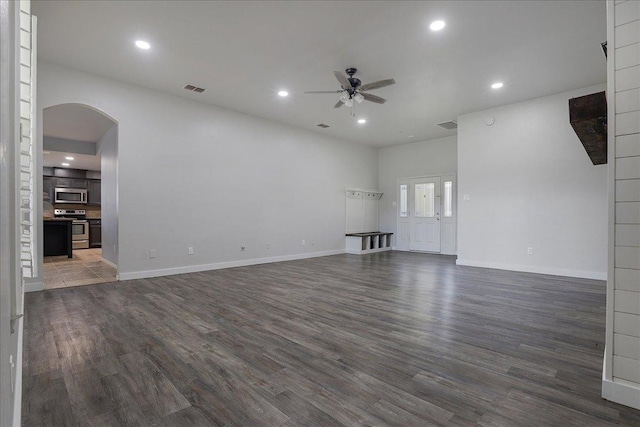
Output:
(305, 68), (396, 109)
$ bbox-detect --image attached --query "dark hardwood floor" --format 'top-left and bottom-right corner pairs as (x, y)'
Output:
(22, 252), (640, 426)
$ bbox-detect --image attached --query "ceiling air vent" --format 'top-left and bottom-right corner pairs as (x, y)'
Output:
(436, 120), (458, 130)
(183, 84), (206, 93)
(317, 123), (330, 128)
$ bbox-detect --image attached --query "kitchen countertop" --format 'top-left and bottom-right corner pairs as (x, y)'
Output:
(43, 218), (74, 221)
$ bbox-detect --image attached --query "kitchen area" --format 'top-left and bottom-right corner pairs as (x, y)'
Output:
(43, 165), (116, 289)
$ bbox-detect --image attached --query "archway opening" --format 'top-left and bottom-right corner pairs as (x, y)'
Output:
(41, 103), (119, 289)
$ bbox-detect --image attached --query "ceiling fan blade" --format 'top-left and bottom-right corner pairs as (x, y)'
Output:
(333, 71), (351, 89)
(304, 90), (342, 94)
(359, 78), (396, 92)
(361, 92), (387, 104)
(333, 100), (344, 108)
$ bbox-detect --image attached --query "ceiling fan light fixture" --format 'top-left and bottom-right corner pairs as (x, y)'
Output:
(345, 98), (354, 107)
(354, 93), (364, 103)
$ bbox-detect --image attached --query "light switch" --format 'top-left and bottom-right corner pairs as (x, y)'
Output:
(463, 194), (471, 201)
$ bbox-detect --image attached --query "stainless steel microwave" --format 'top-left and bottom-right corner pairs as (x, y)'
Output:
(54, 187), (87, 204)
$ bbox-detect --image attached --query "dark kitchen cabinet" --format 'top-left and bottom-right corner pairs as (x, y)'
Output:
(88, 219), (101, 248)
(53, 177), (72, 188)
(43, 220), (72, 257)
(53, 178), (87, 188)
(43, 176), (53, 201)
(72, 179), (88, 188)
(88, 180), (101, 205)
(53, 168), (86, 179)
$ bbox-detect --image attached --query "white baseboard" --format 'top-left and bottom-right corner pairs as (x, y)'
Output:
(101, 257), (117, 269)
(12, 316), (23, 427)
(603, 378), (640, 410)
(602, 349), (640, 410)
(24, 281), (44, 293)
(118, 249), (346, 281)
(455, 259), (606, 280)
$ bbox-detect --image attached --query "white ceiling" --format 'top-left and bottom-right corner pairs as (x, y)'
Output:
(43, 103), (115, 142)
(32, 1), (606, 147)
(42, 151), (101, 172)
(43, 103), (115, 171)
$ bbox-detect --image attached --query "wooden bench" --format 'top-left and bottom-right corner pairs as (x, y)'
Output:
(345, 232), (393, 255)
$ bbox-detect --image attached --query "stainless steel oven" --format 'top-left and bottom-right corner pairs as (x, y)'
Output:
(71, 220), (89, 249)
(54, 209), (90, 249)
(54, 187), (87, 204)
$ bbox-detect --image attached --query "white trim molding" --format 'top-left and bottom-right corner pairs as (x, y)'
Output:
(23, 281), (43, 293)
(602, 364), (640, 411)
(101, 257), (117, 269)
(455, 259), (606, 281)
(601, 347), (640, 409)
(118, 249), (345, 281)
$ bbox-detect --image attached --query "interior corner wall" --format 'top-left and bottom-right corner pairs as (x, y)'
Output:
(457, 84), (608, 280)
(97, 123), (117, 266)
(37, 62), (378, 279)
(377, 136), (457, 238)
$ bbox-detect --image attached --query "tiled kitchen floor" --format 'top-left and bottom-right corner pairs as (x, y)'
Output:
(43, 248), (117, 289)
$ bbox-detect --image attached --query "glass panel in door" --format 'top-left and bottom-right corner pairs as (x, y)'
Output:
(414, 183), (434, 218)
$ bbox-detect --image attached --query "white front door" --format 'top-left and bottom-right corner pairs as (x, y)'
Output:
(409, 177), (441, 252)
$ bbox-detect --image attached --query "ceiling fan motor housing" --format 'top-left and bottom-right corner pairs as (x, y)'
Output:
(345, 68), (361, 92)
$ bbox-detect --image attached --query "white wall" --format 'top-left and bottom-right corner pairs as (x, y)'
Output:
(378, 136), (457, 237)
(96, 123), (118, 266)
(457, 84), (608, 280)
(37, 62), (378, 279)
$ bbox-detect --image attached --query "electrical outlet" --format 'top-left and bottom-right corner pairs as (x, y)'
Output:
(241, 245), (245, 251)
(149, 249), (157, 258)
(527, 247), (533, 255)
(266, 243), (270, 250)
(188, 247), (194, 255)
(301, 239), (306, 246)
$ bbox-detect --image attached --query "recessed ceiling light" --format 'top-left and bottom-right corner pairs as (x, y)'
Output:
(135, 40), (151, 50)
(65, 156), (74, 160)
(408, 135), (414, 138)
(278, 90), (289, 97)
(61, 163), (70, 166)
(357, 119), (367, 124)
(491, 82), (504, 89)
(430, 20), (446, 31)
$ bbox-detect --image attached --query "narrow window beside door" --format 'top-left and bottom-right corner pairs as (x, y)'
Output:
(443, 181), (452, 217)
(400, 184), (408, 217)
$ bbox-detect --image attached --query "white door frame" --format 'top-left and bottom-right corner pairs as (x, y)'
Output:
(395, 172), (457, 255)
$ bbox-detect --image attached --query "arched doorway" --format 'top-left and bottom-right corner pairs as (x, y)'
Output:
(40, 103), (119, 289)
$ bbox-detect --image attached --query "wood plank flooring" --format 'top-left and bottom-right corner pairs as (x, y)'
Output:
(22, 252), (640, 426)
